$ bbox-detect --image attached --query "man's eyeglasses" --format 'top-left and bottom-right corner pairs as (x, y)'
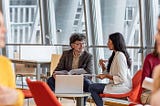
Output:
(73, 42), (86, 46)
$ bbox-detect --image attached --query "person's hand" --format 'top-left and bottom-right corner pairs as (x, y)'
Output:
(155, 32), (160, 41)
(151, 89), (160, 106)
(96, 74), (106, 80)
(99, 59), (107, 71)
(52, 72), (56, 79)
(99, 59), (107, 66)
(152, 65), (160, 93)
(0, 85), (18, 105)
(154, 33), (160, 54)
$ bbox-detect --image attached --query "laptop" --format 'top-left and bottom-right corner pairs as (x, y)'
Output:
(55, 75), (84, 94)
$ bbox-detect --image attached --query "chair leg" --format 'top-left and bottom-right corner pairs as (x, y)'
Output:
(58, 97), (61, 101)
(27, 99), (29, 106)
(21, 76), (24, 89)
(73, 97), (76, 103)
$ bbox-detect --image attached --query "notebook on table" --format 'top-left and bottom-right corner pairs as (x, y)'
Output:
(55, 75), (84, 94)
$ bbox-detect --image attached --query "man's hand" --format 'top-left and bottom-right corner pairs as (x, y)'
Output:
(52, 72), (56, 79)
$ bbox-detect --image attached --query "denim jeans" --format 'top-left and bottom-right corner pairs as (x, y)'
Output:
(47, 76), (92, 106)
(89, 83), (106, 106)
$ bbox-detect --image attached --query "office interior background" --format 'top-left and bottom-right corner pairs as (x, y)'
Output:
(0, 0), (159, 79)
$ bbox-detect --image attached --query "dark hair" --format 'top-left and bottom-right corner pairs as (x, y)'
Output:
(69, 33), (86, 47)
(107, 32), (131, 72)
(153, 41), (160, 57)
(153, 15), (160, 56)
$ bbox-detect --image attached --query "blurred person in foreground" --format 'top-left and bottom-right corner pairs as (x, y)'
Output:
(0, 11), (24, 106)
(150, 33), (160, 106)
(140, 15), (160, 105)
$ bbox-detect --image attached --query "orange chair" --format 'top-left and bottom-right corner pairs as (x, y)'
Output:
(100, 70), (142, 104)
(22, 89), (32, 99)
(22, 89), (32, 106)
(26, 78), (62, 106)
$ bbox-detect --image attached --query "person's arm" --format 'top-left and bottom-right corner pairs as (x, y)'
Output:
(142, 55), (152, 84)
(96, 74), (113, 80)
(152, 64), (160, 93)
(84, 54), (93, 74)
(111, 52), (129, 84)
(7, 59), (24, 106)
(0, 85), (17, 105)
(52, 52), (66, 75)
(97, 53), (127, 83)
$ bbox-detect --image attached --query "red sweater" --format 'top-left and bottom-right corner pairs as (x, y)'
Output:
(142, 53), (160, 83)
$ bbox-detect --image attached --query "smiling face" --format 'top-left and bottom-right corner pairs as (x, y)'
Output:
(0, 12), (6, 48)
(157, 19), (160, 34)
(107, 39), (114, 50)
(71, 40), (85, 53)
(155, 19), (160, 54)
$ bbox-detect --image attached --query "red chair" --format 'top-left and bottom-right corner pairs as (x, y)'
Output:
(26, 78), (62, 106)
(100, 70), (142, 104)
(17, 88), (32, 106)
(22, 89), (32, 106)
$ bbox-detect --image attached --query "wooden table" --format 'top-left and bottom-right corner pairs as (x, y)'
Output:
(10, 59), (51, 80)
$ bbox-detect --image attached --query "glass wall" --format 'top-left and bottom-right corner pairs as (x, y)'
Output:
(3, 0), (42, 58)
(9, 0), (41, 44)
(49, 0), (86, 46)
(85, 0), (142, 75)
(1, 0), (160, 81)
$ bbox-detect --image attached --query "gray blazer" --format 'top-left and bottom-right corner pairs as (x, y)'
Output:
(53, 49), (93, 75)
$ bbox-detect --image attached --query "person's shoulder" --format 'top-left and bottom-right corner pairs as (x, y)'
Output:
(116, 51), (125, 57)
(146, 53), (155, 59)
(83, 51), (92, 57)
(62, 49), (73, 55)
(0, 56), (11, 63)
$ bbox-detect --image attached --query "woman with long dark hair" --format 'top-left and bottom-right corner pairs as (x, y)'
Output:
(89, 32), (132, 106)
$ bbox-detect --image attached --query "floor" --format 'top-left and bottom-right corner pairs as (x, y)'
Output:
(24, 98), (98, 106)
(24, 96), (130, 106)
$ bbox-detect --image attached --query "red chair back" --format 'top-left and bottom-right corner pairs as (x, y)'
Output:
(100, 70), (143, 104)
(22, 89), (32, 99)
(26, 78), (62, 106)
(128, 70), (142, 103)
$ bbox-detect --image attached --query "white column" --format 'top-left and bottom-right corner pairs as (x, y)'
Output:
(22, 7), (26, 43)
(2, 0), (14, 57)
(48, 0), (60, 53)
(17, 7), (20, 43)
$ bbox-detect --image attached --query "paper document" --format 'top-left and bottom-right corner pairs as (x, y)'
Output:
(83, 74), (98, 77)
(54, 70), (68, 75)
(68, 68), (87, 75)
(142, 77), (153, 90)
(55, 68), (87, 75)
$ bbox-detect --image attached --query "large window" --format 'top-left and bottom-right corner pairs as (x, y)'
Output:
(3, 0), (41, 58)
(50, 0), (86, 46)
(85, 0), (141, 75)
(9, 0), (41, 44)
(1, 0), (160, 78)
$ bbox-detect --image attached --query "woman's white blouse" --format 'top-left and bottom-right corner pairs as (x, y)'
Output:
(103, 51), (132, 94)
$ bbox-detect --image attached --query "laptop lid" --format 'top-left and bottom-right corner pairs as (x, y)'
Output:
(55, 75), (83, 94)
